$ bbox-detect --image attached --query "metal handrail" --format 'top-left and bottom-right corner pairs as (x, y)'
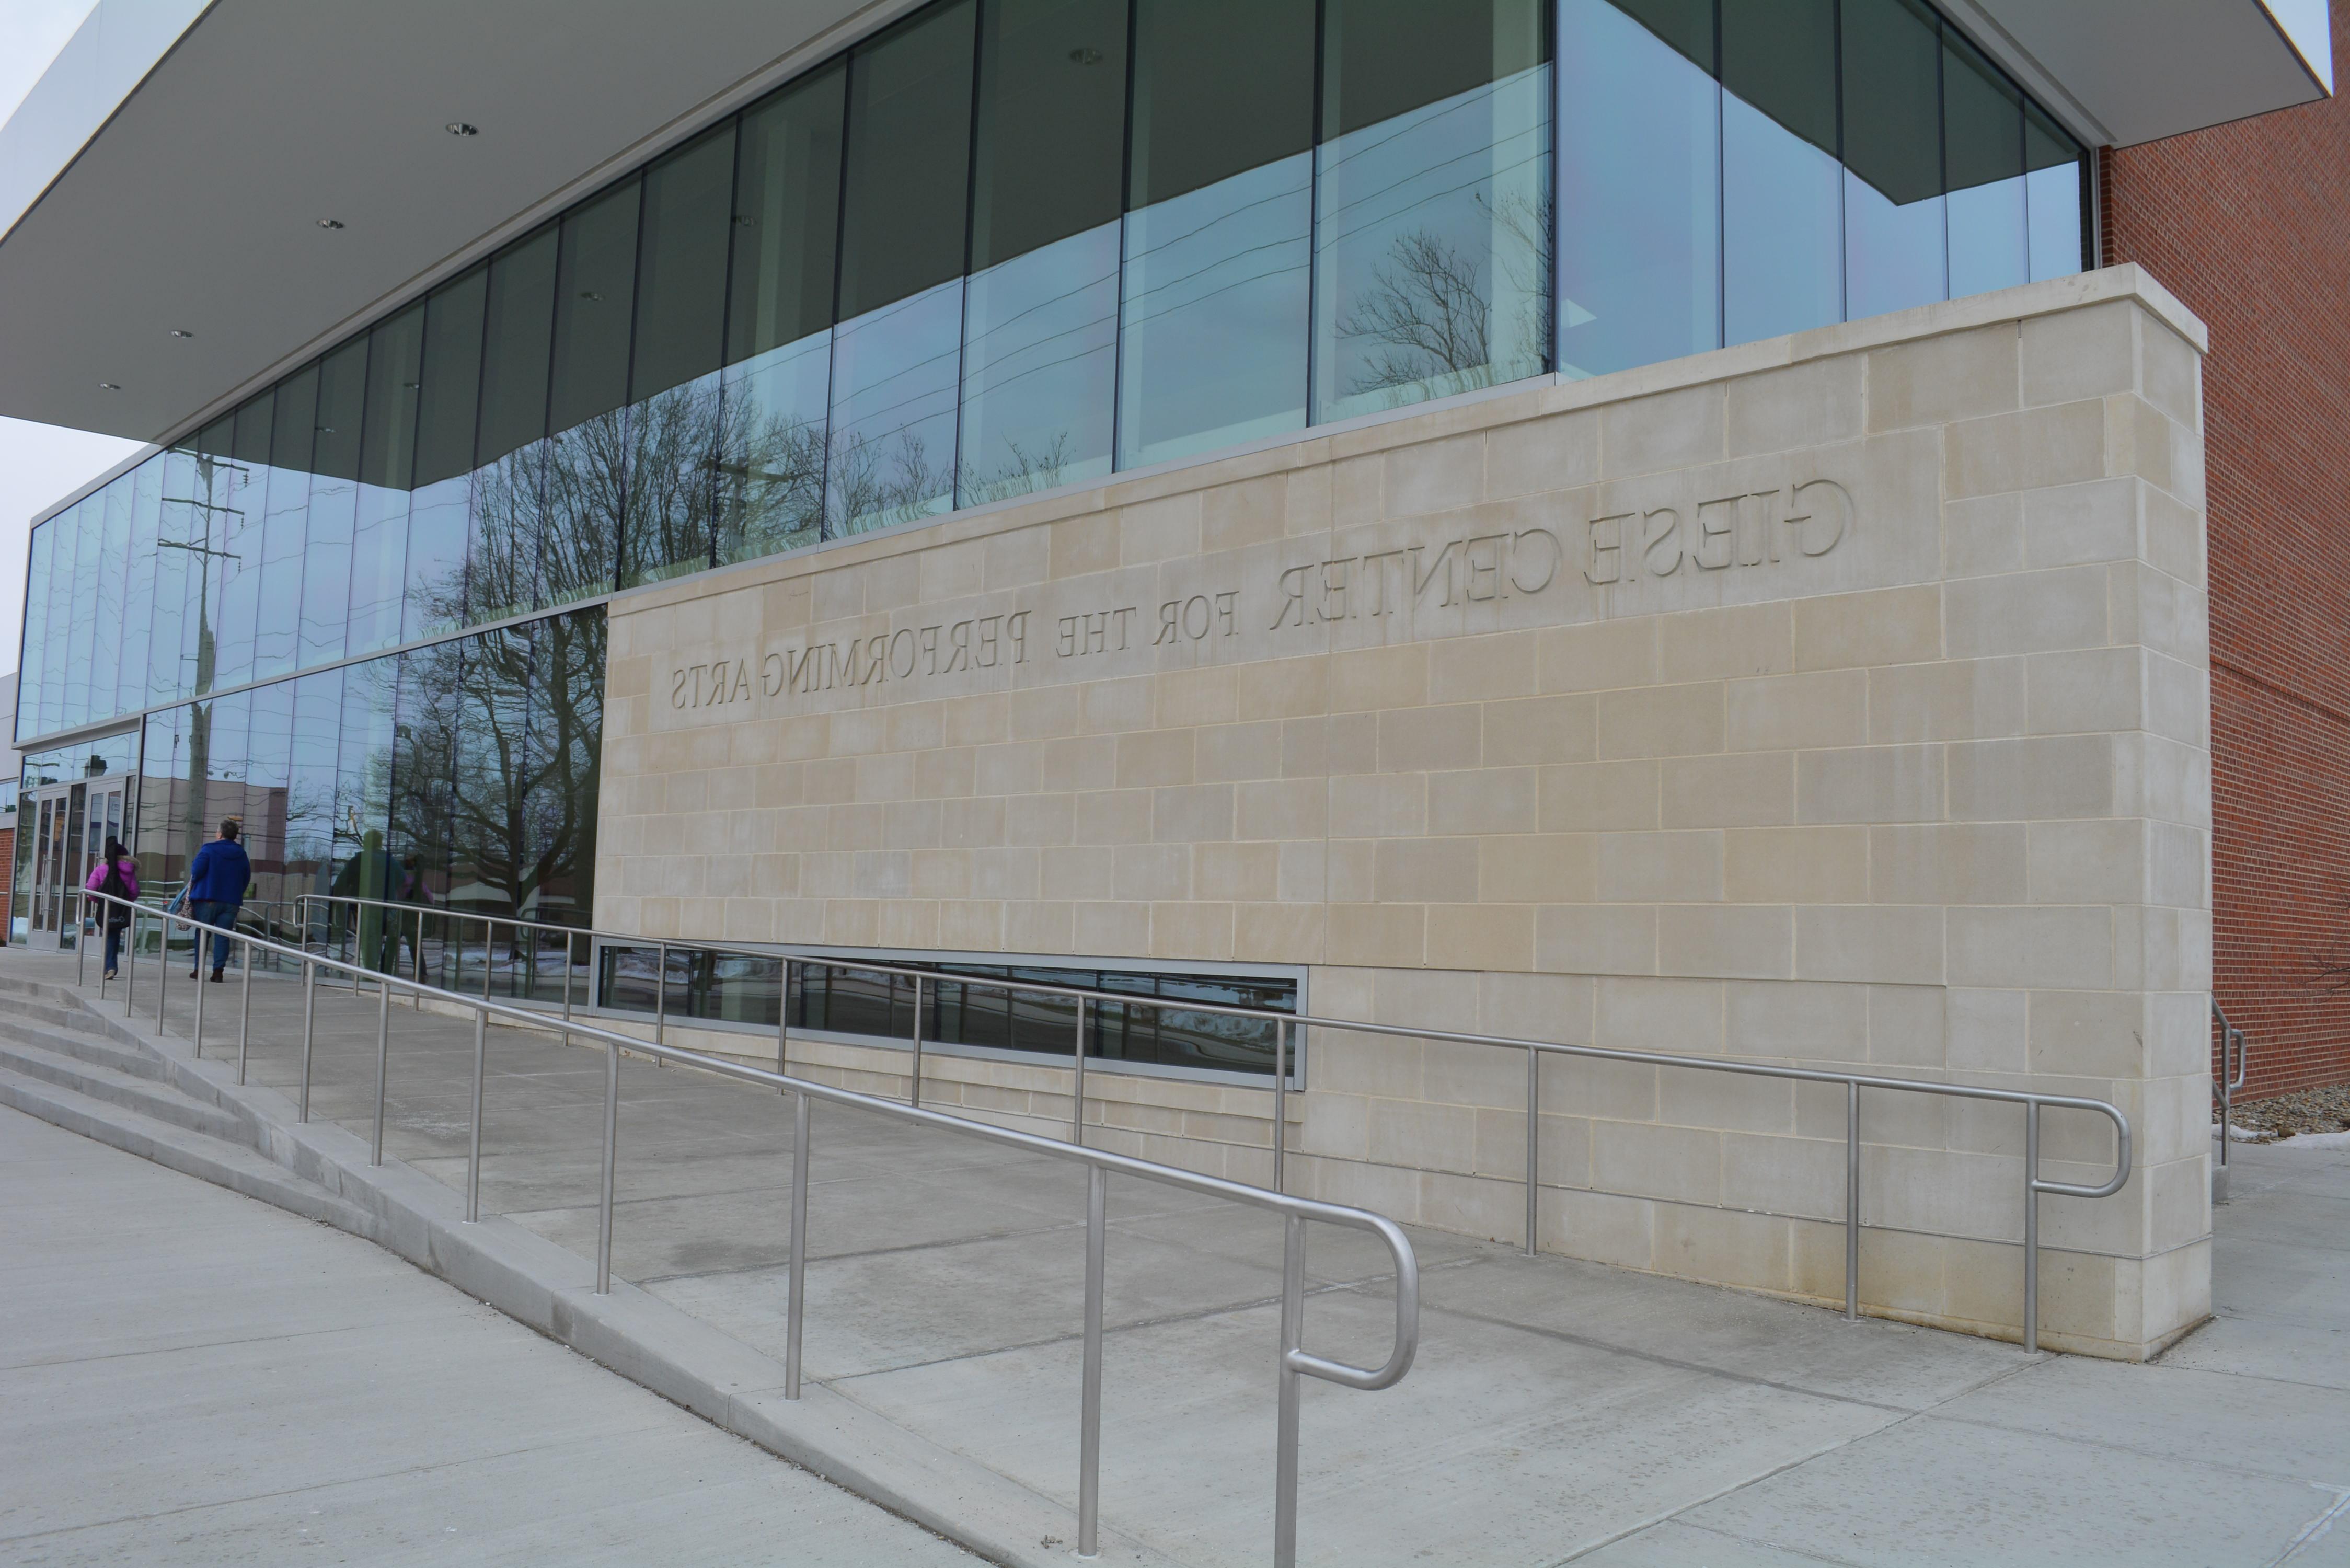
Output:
(297, 887), (2134, 1355)
(2211, 999), (2248, 1169)
(77, 886), (1414, 1567)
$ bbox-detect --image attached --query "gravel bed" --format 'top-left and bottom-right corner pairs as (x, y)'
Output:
(2221, 1082), (2350, 1139)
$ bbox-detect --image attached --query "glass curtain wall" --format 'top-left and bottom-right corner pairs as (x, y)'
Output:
(1560, 0), (2089, 374)
(16, 0), (2088, 753)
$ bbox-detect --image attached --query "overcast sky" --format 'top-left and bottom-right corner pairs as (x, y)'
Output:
(0, 0), (143, 680)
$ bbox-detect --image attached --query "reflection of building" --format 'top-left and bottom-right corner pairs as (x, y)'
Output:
(1, 1), (2338, 1357)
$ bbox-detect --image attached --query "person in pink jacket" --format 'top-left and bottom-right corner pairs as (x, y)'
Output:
(84, 838), (138, 979)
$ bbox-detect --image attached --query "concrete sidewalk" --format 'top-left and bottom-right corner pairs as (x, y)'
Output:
(5, 944), (2347, 1566)
(0, 1102), (974, 1565)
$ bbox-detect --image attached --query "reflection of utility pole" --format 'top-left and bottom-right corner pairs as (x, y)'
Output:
(159, 449), (246, 867)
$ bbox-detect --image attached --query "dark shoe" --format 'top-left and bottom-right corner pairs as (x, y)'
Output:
(188, 970), (198, 980)
(208, 970), (225, 983)
(103, 969), (117, 981)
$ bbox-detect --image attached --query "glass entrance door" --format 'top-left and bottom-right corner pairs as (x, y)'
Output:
(25, 780), (128, 951)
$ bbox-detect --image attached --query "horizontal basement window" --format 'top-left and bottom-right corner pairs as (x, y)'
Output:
(595, 947), (1299, 1082)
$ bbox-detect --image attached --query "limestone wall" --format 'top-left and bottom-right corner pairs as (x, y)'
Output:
(597, 267), (2211, 1358)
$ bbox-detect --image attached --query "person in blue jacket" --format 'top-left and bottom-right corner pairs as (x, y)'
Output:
(181, 818), (252, 982)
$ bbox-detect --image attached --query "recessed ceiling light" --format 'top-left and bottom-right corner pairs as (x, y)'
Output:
(317, 217), (344, 230)
(446, 121), (478, 136)
(1068, 46), (1103, 64)
(579, 291), (604, 302)
(98, 382), (121, 390)
(169, 328), (193, 339)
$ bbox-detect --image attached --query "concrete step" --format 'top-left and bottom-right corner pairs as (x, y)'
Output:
(0, 1037), (247, 1144)
(0, 1012), (170, 1082)
(0, 1065), (377, 1236)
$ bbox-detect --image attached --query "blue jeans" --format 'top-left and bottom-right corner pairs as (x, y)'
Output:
(103, 921), (126, 973)
(189, 899), (239, 973)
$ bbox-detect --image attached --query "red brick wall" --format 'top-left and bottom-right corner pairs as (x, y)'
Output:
(2102, 15), (2350, 1099)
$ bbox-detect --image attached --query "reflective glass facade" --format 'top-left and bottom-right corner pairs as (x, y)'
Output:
(14, 0), (2084, 755)
(9, 610), (604, 943)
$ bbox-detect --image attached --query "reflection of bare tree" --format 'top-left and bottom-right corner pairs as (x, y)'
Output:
(1339, 189), (1553, 405)
(960, 432), (1074, 508)
(830, 426), (952, 535)
(387, 610), (604, 925)
(719, 403), (826, 562)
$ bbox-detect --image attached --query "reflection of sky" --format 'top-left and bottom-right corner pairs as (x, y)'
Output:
(2026, 164), (2082, 283)
(1314, 66), (1551, 422)
(827, 278), (963, 531)
(1119, 151), (1311, 468)
(1844, 168), (1944, 322)
(958, 221), (1118, 503)
(721, 329), (830, 555)
(1557, 0), (1718, 378)
(1949, 176), (2027, 299)
(1723, 90), (1842, 345)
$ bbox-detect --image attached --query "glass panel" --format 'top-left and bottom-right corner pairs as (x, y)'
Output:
(212, 394), (272, 693)
(718, 337), (830, 563)
(93, 477), (132, 726)
(532, 608), (605, 933)
(729, 64), (845, 368)
(1840, 0), (1945, 322)
(390, 643), (458, 963)
(189, 418), (236, 698)
(150, 448), (195, 707)
(828, 0), (977, 534)
(119, 461), (159, 718)
(477, 229), (558, 468)
(619, 371), (722, 588)
(1119, 0), (1315, 467)
(332, 652), (399, 970)
(47, 504), (77, 731)
(631, 125), (735, 405)
(958, 223), (1119, 503)
(407, 269), (488, 641)
(302, 341), (367, 669)
(66, 498), (98, 728)
(1313, 0), (1551, 424)
(287, 668), (343, 918)
(468, 440), (548, 626)
(545, 184), (639, 603)
(242, 681), (294, 921)
(1721, 0), (1842, 344)
(837, 1), (976, 323)
(2025, 103), (2086, 282)
(828, 280), (964, 533)
(1944, 27), (2027, 300)
(550, 180), (641, 435)
(350, 304), (423, 657)
(199, 689), (251, 880)
(956, 0), (1128, 503)
(252, 367), (314, 682)
(19, 523), (49, 739)
(1557, 0), (1720, 378)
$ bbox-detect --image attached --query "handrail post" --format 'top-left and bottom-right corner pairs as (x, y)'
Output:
(1272, 1020), (1287, 1194)
(1274, 1212), (1306, 1568)
(466, 1008), (487, 1224)
(76, 891), (86, 986)
(237, 934), (253, 1085)
(654, 941), (667, 1050)
(786, 1088), (810, 1398)
(371, 974), (390, 1166)
(563, 930), (574, 1023)
(596, 1037), (618, 1294)
(157, 910), (168, 1029)
(123, 904), (137, 1017)
(299, 959), (316, 1122)
(909, 973), (925, 1109)
(1524, 1045), (1539, 1257)
(192, 920), (207, 1056)
(1077, 1163), (1107, 1559)
(1845, 1080), (1861, 1321)
(1072, 995), (1088, 1146)
(485, 915), (494, 1001)
(2023, 1099), (2041, 1354)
